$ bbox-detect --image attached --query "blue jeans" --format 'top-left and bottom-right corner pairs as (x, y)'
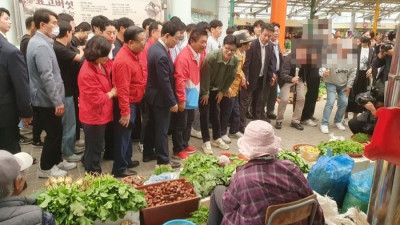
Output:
(321, 83), (348, 126)
(61, 96), (76, 157)
(112, 102), (136, 174)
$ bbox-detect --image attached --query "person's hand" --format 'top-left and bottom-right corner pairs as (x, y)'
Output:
(291, 77), (299, 84)
(216, 91), (224, 104)
(240, 78), (247, 88)
(364, 102), (377, 115)
(200, 95), (209, 106)
(226, 88), (233, 98)
(366, 68), (372, 78)
(55, 104), (65, 116)
(108, 87), (117, 98)
(119, 114), (130, 128)
(20, 117), (33, 127)
(270, 74), (277, 86)
(323, 70), (330, 77)
(385, 48), (394, 56)
(344, 87), (351, 97)
(170, 104), (178, 112)
(178, 102), (185, 112)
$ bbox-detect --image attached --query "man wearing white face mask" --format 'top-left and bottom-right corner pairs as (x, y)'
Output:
(27, 9), (68, 178)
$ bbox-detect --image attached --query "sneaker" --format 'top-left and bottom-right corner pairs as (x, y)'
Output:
(184, 146), (197, 154)
(64, 153), (83, 162)
(190, 128), (202, 139)
(172, 151), (189, 160)
(211, 138), (230, 150)
(19, 135), (32, 145)
(221, 135), (231, 144)
(228, 132), (243, 139)
(138, 143), (144, 153)
(335, 122), (346, 131)
(202, 141), (213, 154)
(301, 119), (318, 127)
(320, 125), (329, 134)
(57, 160), (77, 171)
(75, 139), (85, 147)
(32, 140), (44, 148)
(342, 118), (350, 126)
(74, 146), (85, 154)
(38, 165), (67, 178)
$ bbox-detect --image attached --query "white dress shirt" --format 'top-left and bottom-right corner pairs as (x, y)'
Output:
(259, 37), (268, 77)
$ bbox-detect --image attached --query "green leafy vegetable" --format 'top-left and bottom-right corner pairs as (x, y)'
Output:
(318, 140), (364, 156)
(352, 133), (370, 143)
(187, 206), (209, 225)
(277, 150), (310, 173)
(154, 165), (175, 175)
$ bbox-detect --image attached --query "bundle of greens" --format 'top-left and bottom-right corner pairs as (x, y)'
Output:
(352, 133), (370, 143)
(180, 153), (246, 197)
(318, 140), (364, 156)
(277, 150), (310, 173)
(38, 174), (147, 225)
(187, 206), (209, 225)
(154, 164), (175, 175)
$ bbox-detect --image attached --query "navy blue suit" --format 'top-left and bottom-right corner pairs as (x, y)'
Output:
(0, 35), (33, 153)
(144, 41), (176, 164)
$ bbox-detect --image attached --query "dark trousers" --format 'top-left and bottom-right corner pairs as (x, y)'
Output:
(207, 185), (227, 225)
(0, 124), (20, 154)
(301, 76), (321, 121)
(32, 106), (44, 143)
(240, 77), (265, 130)
(139, 101), (150, 144)
(220, 96), (240, 135)
(265, 82), (278, 115)
(112, 101), (136, 174)
(200, 90), (222, 142)
(82, 123), (106, 173)
(33, 106), (62, 170)
(171, 109), (195, 153)
(143, 103), (171, 164)
(73, 95), (81, 141)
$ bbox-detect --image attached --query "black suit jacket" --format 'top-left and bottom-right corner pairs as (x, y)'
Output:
(0, 36), (32, 127)
(242, 39), (276, 91)
(145, 41), (176, 108)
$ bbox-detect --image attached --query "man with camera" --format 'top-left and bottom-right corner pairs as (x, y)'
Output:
(374, 31), (395, 83)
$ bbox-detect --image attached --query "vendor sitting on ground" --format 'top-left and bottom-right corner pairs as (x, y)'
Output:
(0, 150), (55, 225)
(207, 120), (325, 225)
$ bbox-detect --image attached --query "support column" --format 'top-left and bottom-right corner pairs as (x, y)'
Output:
(228, 0), (234, 27)
(218, 0), (229, 37)
(350, 12), (355, 35)
(372, 1), (380, 34)
(170, 0), (191, 24)
(270, 0), (287, 53)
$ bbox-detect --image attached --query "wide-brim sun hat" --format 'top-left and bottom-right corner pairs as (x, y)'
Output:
(233, 30), (255, 44)
(238, 120), (281, 159)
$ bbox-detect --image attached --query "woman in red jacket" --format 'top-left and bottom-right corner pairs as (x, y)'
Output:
(78, 36), (117, 173)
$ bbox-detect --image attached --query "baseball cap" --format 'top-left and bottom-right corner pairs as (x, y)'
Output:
(0, 150), (33, 186)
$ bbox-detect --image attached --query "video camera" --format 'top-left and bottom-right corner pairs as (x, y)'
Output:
(381, 42), (394, 52)
(355, 87), (380, 106)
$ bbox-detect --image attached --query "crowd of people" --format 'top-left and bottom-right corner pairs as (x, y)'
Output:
(0, 6), (396, 179)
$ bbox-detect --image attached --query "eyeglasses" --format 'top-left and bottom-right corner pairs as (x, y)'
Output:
(224, 46), (236, 53)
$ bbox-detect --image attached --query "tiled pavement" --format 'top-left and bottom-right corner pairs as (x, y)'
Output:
(20, 99), (353, 198)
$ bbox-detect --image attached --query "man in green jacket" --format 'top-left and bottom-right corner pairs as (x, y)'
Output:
(199, 35), (239, 154)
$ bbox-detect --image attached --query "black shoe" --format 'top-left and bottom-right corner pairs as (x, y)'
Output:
(290, 122), (304, 130)
(275, 122), (282, 129)
(310, 116), (319, 122)
(113, 169), (137, 178)
(260, 116), (271, 123)
(169, 161), (181, 168)
(143, 154), (157, 162)
(128, 160), (140, 168)
(32, 140), (44, 147)
(267, 113), (277, 120)
(246, 111), (253, 119)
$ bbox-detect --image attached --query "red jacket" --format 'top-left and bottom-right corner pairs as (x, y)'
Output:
(138, 38), (154, 83)
(78, 59), (113, 125)
(113, 44), (146, 116)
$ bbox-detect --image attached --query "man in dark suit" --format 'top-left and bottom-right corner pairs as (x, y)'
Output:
(143, 21), (181, 168)
(0, 8), (33, 154)
(265, 22), (284, 120)
(240, 23), (276, 132)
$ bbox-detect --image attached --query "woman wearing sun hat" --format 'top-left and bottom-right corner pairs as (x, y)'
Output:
(207, 120), (325, 225)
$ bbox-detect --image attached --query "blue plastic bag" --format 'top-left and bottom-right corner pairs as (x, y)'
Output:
(342, 166), (374, 213)
(307, 149), (354, 207)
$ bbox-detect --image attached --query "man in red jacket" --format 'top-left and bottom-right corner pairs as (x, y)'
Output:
(112, 26), (146, 177)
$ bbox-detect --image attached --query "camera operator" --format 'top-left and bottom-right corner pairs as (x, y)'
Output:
(348, 90), (384, 135)
(373, 30), (395, 83)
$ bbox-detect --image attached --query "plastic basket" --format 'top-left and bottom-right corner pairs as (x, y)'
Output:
(300, 148), (320, 161)
(163, 219), (196, 225)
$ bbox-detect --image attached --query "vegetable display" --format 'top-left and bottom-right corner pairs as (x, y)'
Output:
(318, 140), (364, 156)
(277, 150), (310, 173)
(154, 164), (175, 175)
(180, 153), (246, 197)
(121, 175), (146, 188)
(187, 206), (209, 225)
(38, 174), (147, 225)
(351, 133), (371, 143)
(140, 180), (197, 207)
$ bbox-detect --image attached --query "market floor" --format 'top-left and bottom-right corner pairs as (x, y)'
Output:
(20, 99), (352, 198)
